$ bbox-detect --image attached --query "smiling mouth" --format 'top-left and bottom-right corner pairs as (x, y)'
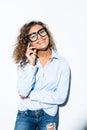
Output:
(38, 40), (45, 45)
(38, 37), (46, 45)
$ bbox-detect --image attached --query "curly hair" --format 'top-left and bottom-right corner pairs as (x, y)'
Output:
(13, 21), (57, 66)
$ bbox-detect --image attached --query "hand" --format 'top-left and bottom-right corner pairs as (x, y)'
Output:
(25, 43), (37, 66)
(19, 95), (30, 99)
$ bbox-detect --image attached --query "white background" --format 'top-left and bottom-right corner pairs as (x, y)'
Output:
(0, 0), (87, 130)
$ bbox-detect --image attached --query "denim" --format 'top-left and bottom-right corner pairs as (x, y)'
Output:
(14, 109), (58, 130)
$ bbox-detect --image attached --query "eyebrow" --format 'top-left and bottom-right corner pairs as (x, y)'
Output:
(29, 27), (45, 35)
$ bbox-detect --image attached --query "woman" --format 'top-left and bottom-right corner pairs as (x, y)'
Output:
(13, 20), (71, 130)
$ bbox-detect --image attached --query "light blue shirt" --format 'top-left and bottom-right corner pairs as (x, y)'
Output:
(17, 50), (71, 116)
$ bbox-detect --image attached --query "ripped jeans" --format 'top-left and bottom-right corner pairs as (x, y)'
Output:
(14, 109), (59, 130)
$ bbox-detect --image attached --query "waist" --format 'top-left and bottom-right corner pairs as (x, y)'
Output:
(17, 98), (58, 116)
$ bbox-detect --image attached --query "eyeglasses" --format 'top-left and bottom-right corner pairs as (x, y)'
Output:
(26, 27), (48, 42)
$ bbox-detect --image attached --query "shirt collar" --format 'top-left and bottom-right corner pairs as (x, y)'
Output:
(51, 49), (59, 59)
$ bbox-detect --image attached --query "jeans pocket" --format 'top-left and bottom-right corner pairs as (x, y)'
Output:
(17, 110), (29, 117)
(23, 110), (30, 117)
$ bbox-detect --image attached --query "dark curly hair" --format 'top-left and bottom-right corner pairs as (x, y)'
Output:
(13, 20), (57, 66)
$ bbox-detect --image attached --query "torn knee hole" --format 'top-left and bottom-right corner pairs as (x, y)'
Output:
(47, 123), (56, 130)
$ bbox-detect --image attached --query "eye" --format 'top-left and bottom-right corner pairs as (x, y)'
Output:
(29, 33), (36, 39)
(39, 28), (46, 35)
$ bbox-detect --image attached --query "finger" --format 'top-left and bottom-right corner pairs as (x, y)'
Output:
(27, 43), (36, 49)
(27, 45), (36, 51)
(30, 47), (36, 50)
(26, 50), (34, 56)
(19, 95), (25, 99)
(33, 48), (36, 52)
(27, 48), (35, 53)
(26, 48), (37, 56)
(27, 43), (31, 47)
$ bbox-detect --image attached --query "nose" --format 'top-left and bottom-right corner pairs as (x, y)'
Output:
(37, 33), (42, 40)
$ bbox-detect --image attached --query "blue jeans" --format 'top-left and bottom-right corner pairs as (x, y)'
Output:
(14, 109), (59, 130)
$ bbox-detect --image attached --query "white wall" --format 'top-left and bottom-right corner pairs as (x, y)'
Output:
(0, 0), (87, 130)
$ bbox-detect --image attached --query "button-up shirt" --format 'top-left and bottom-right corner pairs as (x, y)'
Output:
(17, 50), (71, 116)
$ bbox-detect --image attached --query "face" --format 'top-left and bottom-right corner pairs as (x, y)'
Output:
(28, 25), (49, 51)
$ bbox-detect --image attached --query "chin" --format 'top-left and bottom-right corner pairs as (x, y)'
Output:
(37, 46), (49, 51)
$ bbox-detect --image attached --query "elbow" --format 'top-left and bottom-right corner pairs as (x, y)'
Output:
(59, 96), (66, 104)
(59, 94), (69, 106)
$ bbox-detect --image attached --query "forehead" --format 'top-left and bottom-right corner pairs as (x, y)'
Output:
(28, 25), (43, 34)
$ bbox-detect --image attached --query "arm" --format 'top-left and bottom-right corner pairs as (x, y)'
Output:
(30, 62), (71, 105)
(17, 64), (38, 98)
(17, 43), (38, 98)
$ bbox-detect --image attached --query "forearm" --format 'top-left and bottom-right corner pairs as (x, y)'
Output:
(30, 65), (71, 105)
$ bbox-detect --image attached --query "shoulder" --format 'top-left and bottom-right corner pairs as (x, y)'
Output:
(52, 50), (70, 69)
(58, 55), (71, 72)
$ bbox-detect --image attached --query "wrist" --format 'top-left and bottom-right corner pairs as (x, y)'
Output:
(29, 61), (36, 66)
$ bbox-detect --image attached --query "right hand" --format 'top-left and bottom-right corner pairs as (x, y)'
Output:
(25, 43), (37, 66)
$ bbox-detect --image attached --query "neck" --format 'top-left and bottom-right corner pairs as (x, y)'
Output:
(37, 48), (52, 59)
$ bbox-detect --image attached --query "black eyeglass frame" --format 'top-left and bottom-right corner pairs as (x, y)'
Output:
(25, 27), (48, 42)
